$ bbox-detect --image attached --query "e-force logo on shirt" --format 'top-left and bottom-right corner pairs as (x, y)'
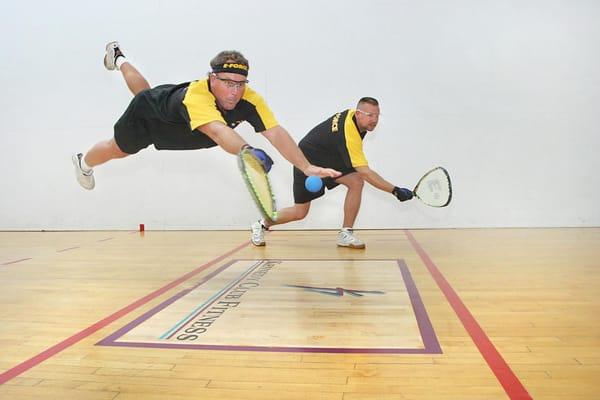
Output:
(331, 112), (342, 133)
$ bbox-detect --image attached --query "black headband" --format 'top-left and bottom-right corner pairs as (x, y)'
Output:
(212, 62), (249, 77)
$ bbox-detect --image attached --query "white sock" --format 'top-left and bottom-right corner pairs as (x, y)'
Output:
(115, 56), (128, 70)
(341, 227), (352, 232)
(80, 157), (93, 173)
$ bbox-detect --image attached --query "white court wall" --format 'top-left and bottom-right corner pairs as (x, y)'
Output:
(0, 0), (599, 230)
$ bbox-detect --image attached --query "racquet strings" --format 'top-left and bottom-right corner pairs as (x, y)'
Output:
(240, 151), (277, 221)
(413, 167), (452, 207)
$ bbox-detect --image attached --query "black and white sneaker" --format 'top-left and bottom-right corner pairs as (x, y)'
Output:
(103, 41), (125, 71)
(72, 153), (95, 190)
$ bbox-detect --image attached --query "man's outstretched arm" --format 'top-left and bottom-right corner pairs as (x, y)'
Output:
(262, 125), (341, 178)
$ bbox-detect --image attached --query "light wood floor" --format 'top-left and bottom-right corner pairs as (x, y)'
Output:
(0, 228), (599, 399)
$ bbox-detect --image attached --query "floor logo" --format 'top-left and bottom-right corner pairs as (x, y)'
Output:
(97, 259), (441, 354)
(284, 284), (385, 297)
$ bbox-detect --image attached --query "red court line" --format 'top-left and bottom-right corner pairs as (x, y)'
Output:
(404, 230), (532, 400)
(0, 240), (250, 385)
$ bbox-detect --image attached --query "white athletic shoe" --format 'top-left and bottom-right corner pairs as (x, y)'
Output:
(72, 153), (95, 190)
(337, 228), (365, 249)
(103, 41), (125, 71)
(251, 220), (266, 246)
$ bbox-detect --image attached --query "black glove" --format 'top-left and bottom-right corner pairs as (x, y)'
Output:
(242, 145), (274, 173)
(392, 186), (414, 202)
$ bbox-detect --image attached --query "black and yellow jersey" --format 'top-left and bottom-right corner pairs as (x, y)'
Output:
(299, 109), (368, 172)
(181, 80), (278, 133)
(114, 80), (279, 153)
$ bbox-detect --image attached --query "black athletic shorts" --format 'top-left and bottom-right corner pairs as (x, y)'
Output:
(292, 166), (357, 204)
(114, 84), (217, 154)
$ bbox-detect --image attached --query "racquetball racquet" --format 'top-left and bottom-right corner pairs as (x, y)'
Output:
(238, 147), (278, 224)
(412, 167), (452, 207)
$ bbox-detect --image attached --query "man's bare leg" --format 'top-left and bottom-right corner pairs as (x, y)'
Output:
(265, 202), (311, 228)
(119, 62), (150, 96)
(335, 173), (364, 228)
(104, 41), (151, 95)
(335, 173), (366, 248)
(84, 138), (129, 168)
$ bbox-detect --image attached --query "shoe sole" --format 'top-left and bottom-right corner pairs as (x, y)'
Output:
(104, 41), (118, 70)
(337, 243), (366, 249)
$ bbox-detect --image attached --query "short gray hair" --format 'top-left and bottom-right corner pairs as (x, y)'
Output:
(357, 97), (379, 107)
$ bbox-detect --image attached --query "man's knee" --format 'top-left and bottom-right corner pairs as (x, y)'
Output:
(344, 174), (364, 191)
(291, 204), (310, 220)
(109, 139), (130, 158)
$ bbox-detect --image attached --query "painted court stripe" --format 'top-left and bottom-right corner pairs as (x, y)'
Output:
(404, 230), (532, 400)
(161, 260), (263, 340)
(0, 240), (250, 385)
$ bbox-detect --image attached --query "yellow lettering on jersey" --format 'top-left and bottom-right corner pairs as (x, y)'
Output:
(331, 113), (341, 133)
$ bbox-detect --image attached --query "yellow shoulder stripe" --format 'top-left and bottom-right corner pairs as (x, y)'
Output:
(344, 110), (368, 167)
(242, 86), (278, 130)
(183, 80), (224, 130)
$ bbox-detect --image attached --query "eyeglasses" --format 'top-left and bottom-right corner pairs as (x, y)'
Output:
(212, 74), (249, 89)
(356, 109), (381, 118)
